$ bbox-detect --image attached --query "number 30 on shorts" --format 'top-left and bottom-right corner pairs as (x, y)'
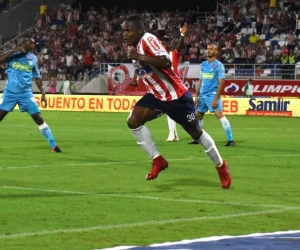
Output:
(187, 113), (196, 123)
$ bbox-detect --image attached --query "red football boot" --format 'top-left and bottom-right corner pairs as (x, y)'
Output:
(146, 155), (168, 180)
(215, 160), (231, 189)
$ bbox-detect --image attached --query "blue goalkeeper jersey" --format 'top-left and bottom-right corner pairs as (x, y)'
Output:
(5, 51), (41, 94)
(199, 59), (225, 96)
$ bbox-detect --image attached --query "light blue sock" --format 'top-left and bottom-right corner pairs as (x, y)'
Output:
(220, 117), (233, 141)
(39, 122), (56, 148)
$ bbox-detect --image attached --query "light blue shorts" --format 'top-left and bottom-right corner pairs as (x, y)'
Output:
(196, 93), (223, 113)
(0, 90), (40, 115)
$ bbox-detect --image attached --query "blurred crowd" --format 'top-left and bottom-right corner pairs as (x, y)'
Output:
(0, 0), (300, 81)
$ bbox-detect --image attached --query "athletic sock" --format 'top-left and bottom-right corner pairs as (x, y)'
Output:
(220, 117), (233, 141)
(131, 125), (160, 158)
(38, 122), (56, 148)
(167, 116), (176, 133)
(198, 120), (203, 129)
(198, 130), (223, 166)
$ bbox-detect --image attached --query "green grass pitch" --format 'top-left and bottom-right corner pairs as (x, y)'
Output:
(0, 111), (299, 250)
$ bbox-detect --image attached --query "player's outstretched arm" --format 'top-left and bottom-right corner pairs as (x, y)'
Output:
(0, 45), (24, 64)
(176, 22), (188, 53)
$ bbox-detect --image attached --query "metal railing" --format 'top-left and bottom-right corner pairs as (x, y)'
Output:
(96, 63), (300, 80)
(222, 63), (300, 80)
(1, 63), (298, 86)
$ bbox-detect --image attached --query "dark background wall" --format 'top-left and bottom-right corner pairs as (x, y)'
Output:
(0, 0), (76, 44)
(72, 0), (217, 13)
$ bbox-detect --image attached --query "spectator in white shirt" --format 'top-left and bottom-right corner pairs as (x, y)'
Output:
(222, 49), (234, 64)
(60, 75), (73, 95)
(285, 29), (297, 53)
(215, 11), (226, 33)
(255, 50), (266, 66)
(65, 51), (74, 79)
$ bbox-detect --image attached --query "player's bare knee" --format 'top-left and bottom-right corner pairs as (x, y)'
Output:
(215, 111), (224, 119)
(127, 110), (135, 128)
(196, 111), (203, 120)
(184, 125), (202, 140)
(127, 117), (143, 129)
(0, 110), (8, 121)
(127, 110), (144, 129)
(127, 118), (134, 129)
(31, 114), (44, 125)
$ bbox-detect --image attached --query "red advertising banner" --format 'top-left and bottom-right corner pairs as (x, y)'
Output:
(223, 79), (300, 97)
(107, 64), (300, 97)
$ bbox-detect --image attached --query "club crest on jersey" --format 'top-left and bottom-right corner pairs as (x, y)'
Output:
(108, 65), (130, 91)
(28, 61), (32, 65)
(136, 65), (152, 77)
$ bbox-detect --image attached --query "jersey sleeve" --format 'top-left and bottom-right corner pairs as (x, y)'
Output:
(217, 63), (225, 79)
(32, 58), (41, 79)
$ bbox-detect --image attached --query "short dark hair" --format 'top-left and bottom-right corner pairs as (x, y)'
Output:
(21, 34), (34, 43)
(125, 15), (145, 29)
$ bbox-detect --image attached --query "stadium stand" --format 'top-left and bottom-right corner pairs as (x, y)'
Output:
(0, 0), (299, 83)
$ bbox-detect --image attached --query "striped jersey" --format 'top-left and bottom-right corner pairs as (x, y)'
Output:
(132, 32), (187, 101)
(199, 59), (225, 95)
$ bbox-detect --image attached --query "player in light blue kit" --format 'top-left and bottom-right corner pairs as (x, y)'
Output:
(189, 44), (235, 146)
(0, 35), (62, 152)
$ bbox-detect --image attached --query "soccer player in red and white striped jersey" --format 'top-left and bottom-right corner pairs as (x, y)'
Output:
(122, 16), (231, 189)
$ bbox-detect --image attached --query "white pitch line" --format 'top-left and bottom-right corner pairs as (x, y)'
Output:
(0, 207), (299, 240)
(0, 156), (206, 170)
(0, 154), (300, 170)
(1, 186), (299, 209)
